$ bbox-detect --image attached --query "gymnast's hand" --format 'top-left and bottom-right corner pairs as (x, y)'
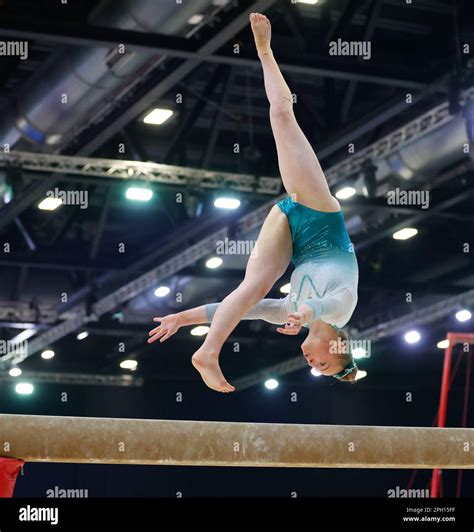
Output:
(276, 312), (304, 335)
(148, 314), (181, 344)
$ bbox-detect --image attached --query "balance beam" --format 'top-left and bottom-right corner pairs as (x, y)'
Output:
(1, 414), (473, 468)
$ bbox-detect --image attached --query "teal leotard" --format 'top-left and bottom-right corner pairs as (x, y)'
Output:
(276, 195), (353, 266)
(206, 196), (359, 329)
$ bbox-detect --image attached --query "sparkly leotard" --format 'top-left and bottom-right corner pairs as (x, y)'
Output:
(206, 196), (358, 328)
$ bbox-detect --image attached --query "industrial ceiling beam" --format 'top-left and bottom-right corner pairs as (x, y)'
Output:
(0, 372), (142, 387)
(0, 151), (282, 195)
(0, 15), (425, 89)
(0, 0), (277, 233)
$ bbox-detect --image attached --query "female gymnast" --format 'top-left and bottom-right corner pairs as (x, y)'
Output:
(148, 13), (359, 392)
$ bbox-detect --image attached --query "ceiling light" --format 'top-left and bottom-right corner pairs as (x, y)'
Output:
(154, 286), (170, 297)
(191, 326), (210, 336)
(280, 283), (291, 294)
(77, 331), (89, 341)
(125, 187), (153, 202)
(188, 14), (205, 25)
(143, 109), (174, 125)
(298, 0), (319, 4)
(393, 227), (418, 240)
(455, 309), (472, 322)
(38, 197), (62, 211)
(437, 339), (449, 349)
(15, 382), (34, 395)
(310, 368), (321, 377)
(120, 360), (138, 370)
(335, 187), (356, 200)
(9, 367), (22, 377)
(404, 330), (420, 344)
(214, 197), (241, 210)
(206, 257), (223, 269)
(264, 378), (279, 390)
(41, 349), (55, 360)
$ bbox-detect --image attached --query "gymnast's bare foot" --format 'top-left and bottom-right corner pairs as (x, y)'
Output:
(250, 12), (272, 55)
(192, 348), (235, 393)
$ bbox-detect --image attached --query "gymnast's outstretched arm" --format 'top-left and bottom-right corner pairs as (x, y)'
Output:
(148, 290), (353, 344)
(148, 298), (290, 344)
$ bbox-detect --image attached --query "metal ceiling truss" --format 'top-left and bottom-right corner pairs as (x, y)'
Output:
(324, 86), (474, 186)
(0, 151), (282, 195)
(0, 371), (143, 387)
(3, 84), (472, 199)
(1, 228), (229, 367)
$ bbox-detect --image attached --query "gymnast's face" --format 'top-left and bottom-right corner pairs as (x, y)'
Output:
(301, 329), (345, 376)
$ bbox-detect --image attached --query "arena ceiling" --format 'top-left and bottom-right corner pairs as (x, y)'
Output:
(0, 0), (473, 399)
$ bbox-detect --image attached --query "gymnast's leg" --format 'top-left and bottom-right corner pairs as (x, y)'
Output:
(192, 205), (292, 392)
(250, 12), (339, 212)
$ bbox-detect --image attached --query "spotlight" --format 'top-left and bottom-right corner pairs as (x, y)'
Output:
(15, 382), (34, 395)
(310, 368), (321, 377)
(206, 257), (223, 269)
(214, 197), (241, 210)
(77, 331), (89, 341)
(264, 378), (279, 390)
(455, 309), (472, 322)
(335, 187), (356, 200)
(125, 187), (153, 202)
(188, 14), (205, 25)
(280, 283), (291, 294)
(38, 197), (62, 211)
(191, 326), (209, 336)
(143, 109), (174, 125)
(154, 286), (170, 297)
(437, 339), (449, 349)
(404, 330), (420, 344)
(120, 360), (138, 371)
(393, 228), (418, 240)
